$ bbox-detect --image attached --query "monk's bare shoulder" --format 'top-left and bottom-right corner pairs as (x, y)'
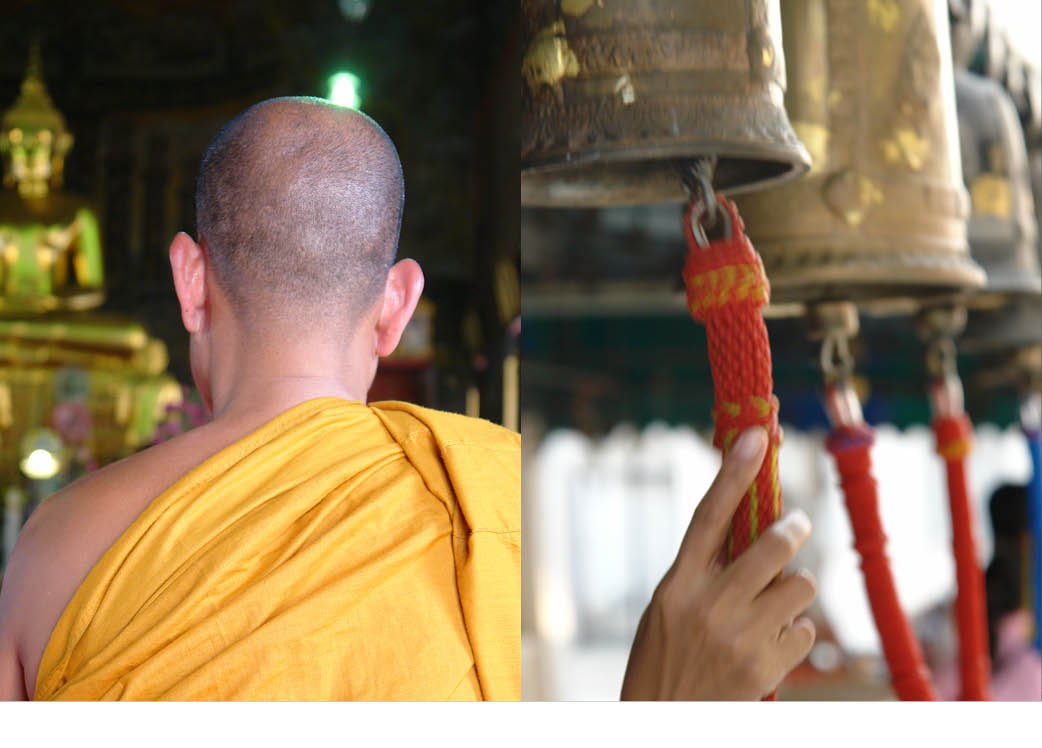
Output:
(0, 421), (232, 698)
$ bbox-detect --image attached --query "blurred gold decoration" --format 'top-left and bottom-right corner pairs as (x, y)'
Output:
(494, 259), (520, 325)
(0, 42), (104, 313)
(0, 45), (183, 509)
(0, 317), (183, 482)
(0, 42), (73, 199)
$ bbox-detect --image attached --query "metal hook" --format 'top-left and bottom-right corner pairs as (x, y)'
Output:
(687, 194), (733, 248)
(820, 330), (855, 384)
(925, 337), (957, 379)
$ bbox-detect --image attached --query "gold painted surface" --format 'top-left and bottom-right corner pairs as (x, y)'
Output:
(822, 170), (884, 226)
(0, 318), (148, 351)
(970, 174), (1012, 219)
(868, 0), (900, 32)
(881, 127), (930, 171)
(0, 382), (10, 428)
(858, 176), (885, 214)
(522, 21), (580, 94)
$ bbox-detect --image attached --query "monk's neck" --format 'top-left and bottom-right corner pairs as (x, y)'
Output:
(206, 335), (375, 423)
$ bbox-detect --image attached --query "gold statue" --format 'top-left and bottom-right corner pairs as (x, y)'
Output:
(0, 45), (182, 498)
(0, 43), (103, 312)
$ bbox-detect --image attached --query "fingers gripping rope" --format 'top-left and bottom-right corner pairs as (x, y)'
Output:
(682, 195), (783, 563)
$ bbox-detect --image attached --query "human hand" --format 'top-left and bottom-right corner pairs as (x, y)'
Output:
(620, 427), (816, 700)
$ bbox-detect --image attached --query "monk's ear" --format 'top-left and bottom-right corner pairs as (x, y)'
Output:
(375, 259), (425, 357)
(169, 232), (209, 334)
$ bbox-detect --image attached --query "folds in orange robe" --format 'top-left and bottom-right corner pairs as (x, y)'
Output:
(35, 398), (520, 700)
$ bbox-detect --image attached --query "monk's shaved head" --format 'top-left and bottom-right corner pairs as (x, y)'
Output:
(195, 97), (404, 325)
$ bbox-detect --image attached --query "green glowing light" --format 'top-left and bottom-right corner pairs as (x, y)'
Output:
(328, 72), (362, 110)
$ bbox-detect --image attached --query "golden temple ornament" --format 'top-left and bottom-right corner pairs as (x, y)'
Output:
(0, 42), (74, 199)
(0, 42), (104, 313)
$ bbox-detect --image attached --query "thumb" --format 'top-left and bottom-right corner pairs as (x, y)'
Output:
(674, 427), (767, 574)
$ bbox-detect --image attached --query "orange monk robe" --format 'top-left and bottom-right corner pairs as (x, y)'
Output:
(34, 398), (520, 700)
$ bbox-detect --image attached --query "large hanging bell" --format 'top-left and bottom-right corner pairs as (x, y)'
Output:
(733, 0), (986, 311)
(955, 70), (1041, 304)
(520, 0), (811, 207)
(955, 72), (1041, 356)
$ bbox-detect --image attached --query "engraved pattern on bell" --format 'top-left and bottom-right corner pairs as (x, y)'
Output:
(733, 0), (986, 309)
(520, 0), (811, 206)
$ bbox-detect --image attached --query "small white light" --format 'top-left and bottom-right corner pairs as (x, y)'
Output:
(21, 448), (61, 480)
(338, 0), (371, 22)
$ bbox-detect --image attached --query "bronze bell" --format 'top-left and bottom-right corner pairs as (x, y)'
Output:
(733, 0), (986, 311)
(955, 71), (1041, 303)
(520, 0), (811, 207)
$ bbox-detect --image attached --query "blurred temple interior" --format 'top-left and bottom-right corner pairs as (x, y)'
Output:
(0, 0), (520, 576)
(521, 0), (1042, 700)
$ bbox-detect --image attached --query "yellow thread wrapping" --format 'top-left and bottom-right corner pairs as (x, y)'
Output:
(722, 401), (741, 417)
(769, 443), (780, 519)
(750, 395), (770, 418)
(717, 265), (737, 307)
(687, 263), (768, 312)
(937, 439), (971, 460)
(722, 428), (738, 452)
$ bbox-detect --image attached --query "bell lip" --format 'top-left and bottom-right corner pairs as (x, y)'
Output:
(972, 276), (1042, 301)
(520, 141), (812, 208)
(763, 264), (989, 313)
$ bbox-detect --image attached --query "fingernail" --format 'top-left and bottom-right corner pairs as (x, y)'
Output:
(734, 427), (767, 461)
(782, 509), (811, 537)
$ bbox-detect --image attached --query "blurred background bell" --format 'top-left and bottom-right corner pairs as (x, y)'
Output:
(956, 70), (1040, 306)
(955, 71), (1041, 337)
(733, 0), (986, 313)
(520, 0), (811, 207)
(952, 54), (1041, 396)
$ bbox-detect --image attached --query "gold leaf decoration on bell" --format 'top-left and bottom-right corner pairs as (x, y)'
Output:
(733, 0), (986, 312)
(521, 0), (811, 207)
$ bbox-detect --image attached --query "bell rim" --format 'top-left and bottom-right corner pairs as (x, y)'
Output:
(521, 140), (812, 207)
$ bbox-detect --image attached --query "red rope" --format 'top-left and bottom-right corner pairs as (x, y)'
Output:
(932, 413), (991, 700)
(682, 195), (783, 699)
(826, 424), (937, 701)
